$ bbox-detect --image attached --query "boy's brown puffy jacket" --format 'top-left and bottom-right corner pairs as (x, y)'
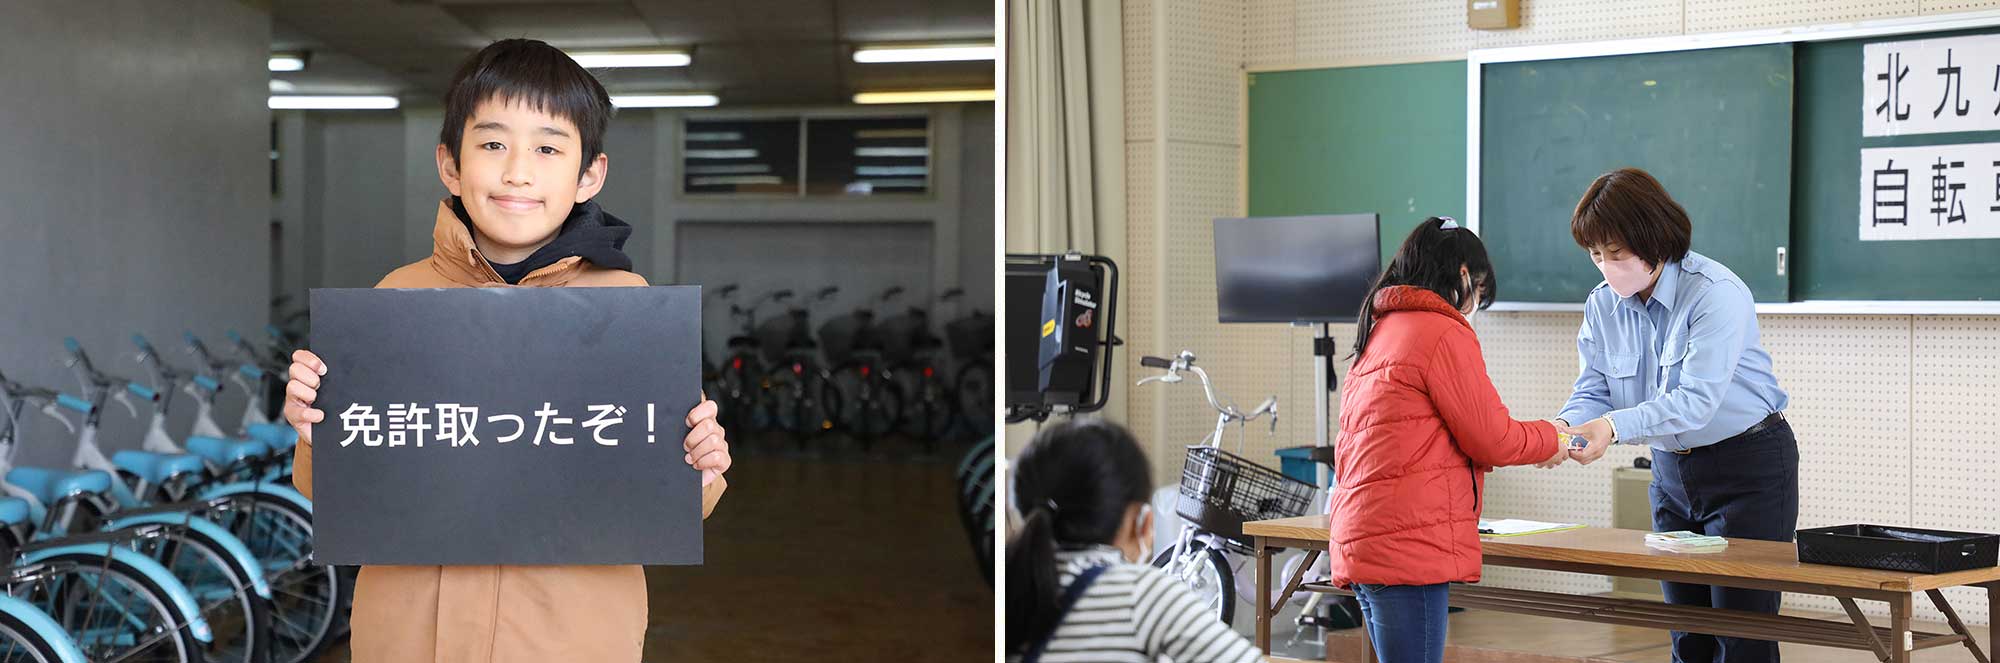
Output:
(293, 200), (728, 663)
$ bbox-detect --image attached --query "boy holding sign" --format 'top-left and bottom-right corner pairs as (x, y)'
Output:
(283, 39), (731, 662)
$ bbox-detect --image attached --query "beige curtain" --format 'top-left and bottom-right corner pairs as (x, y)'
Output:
(1003, 0), (1126, 453)
(1005, 0), (1123, 255)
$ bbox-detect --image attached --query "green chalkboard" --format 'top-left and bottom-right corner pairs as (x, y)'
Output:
(1480, 44), (1795, 303)
(1793, 28), (2000, 301)
(1246, 62), (1468, 268)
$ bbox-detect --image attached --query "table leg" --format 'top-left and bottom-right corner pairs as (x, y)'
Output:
(1890, 592), (1913, 663)
(1924, 589), (1989, 663)
(1256, 536), (1272, 654)
(1989, 583), (1998, 663)
(1837, 596), (1890, 662)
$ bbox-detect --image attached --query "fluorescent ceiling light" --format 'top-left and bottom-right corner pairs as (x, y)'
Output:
(268, 95), (399, 110)
(268, 53), (306, 72)
(611, 94), (719, 108)
(852, 89), (994, 104)
(850, 179), (927, 188)
(268, 80), (296, 93)
(568, 50), (692, 68)
(692, 176), (783, 186)
(686, 164), (772, 175)
(685, 149), (759, 159)
(684, 131), (743, 142)
(854, 146), (928, 158)
(853, 43), (995, 63)
(856, 166), (928, 176)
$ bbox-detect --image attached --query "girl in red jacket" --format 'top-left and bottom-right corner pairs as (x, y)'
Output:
(1331, 217), (1568, 662)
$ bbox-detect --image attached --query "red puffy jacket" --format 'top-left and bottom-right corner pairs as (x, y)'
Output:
(1328, 286), (1559, 588)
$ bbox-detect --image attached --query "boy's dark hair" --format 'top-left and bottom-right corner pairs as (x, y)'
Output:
(440, 39), (611, 178)
(1570, 167), (1693, 268)
(1351, 217), (1496, 360)
(1004, 418), (1151, 655)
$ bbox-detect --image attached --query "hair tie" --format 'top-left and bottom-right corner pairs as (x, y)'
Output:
(1043, 499), (1060, 514)
(1438, 216), (1460, 229)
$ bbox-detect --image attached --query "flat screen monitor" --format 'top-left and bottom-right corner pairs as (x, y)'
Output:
(1213, 214), (1380, 324)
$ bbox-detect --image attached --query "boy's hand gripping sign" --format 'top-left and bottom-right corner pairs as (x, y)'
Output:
(310, 286), (703, 566)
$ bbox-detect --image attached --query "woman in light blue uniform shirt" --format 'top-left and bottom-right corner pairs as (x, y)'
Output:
(1556, 168), (1797, 663)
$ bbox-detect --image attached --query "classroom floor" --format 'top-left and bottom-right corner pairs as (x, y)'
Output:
(312, 430), (994, 662)
(1281, 603), (1991, 662)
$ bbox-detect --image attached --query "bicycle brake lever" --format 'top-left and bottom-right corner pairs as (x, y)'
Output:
(112, 390), (138, 418)
(38, 404), (76, 435)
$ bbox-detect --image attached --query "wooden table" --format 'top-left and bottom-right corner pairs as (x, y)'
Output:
(1244, 515), (2000, 663)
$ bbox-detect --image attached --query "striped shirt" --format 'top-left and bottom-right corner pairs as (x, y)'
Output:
(1009, 547), (1262, 663)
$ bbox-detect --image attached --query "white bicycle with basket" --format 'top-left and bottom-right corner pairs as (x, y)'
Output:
(1138, 350), (1331, 628)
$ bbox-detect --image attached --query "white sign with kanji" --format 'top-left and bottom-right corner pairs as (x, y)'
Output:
(1862, 34), (2000, 136)
(1858, 142), (2000, 241)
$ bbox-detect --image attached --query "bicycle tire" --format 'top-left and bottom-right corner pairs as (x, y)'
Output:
(126, 529), (268, 663)
(36, 551), (207, 663)
(810, 371), (843, 438)
(1151, 539), (1235, 627)
(861, 379), (904, 443)
(0, 599), (79, 663)
(206, 496), (339, 663)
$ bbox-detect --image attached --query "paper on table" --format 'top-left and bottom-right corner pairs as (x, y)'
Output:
(1478, 518), (1586, 537)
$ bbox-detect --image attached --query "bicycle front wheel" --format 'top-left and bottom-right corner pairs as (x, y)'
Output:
(1151, 539), (1235, 627)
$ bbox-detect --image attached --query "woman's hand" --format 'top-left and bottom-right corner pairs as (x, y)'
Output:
(1564, 418), (1615, 465)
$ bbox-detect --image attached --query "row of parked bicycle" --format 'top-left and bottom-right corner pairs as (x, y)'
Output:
(0, 327), (343, 663)
(702, 284), (995, 452)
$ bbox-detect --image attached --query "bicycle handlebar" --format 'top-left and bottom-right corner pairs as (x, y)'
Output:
(1134, 350), (1277, 427)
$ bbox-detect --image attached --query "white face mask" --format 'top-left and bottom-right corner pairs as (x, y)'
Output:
(1596, 255), (1659, 298)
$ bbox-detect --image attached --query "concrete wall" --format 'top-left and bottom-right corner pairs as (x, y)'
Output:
(0, 1), (271, 467)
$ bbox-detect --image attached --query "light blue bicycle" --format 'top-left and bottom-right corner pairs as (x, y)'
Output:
(0, 376), (218, 662)
(62, 339), (341, 663)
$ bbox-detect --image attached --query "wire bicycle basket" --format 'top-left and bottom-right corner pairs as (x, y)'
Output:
(1175, 446), (1317, 548)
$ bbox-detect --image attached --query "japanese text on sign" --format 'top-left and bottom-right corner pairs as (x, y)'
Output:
(335, 402), (663, 447)
(1863, 34), (2000, 136)
(1859, 142), (2000, 241)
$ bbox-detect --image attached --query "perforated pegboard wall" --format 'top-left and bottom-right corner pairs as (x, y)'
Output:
(1123, 0), (1163, 480)
(1125, 137), (1165, 481)
(1472, 0), (1684, 49)
(1246, 0), (1297, 70)
(1760, 316), (1915, 532)
(1124, 0), (1156, 143)
(1163, 0), (1245, 145)
(1924, 0), (2000, 12)
(1292, 1), (1475, 66)
(1910, 316), (2000, 626)
(1686, 0), (1922, 34)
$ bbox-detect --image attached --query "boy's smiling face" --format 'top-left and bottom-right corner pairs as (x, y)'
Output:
(437, 96), (608, 264)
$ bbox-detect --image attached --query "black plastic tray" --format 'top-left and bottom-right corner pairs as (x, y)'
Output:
(1796, 524), (1999, 575)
